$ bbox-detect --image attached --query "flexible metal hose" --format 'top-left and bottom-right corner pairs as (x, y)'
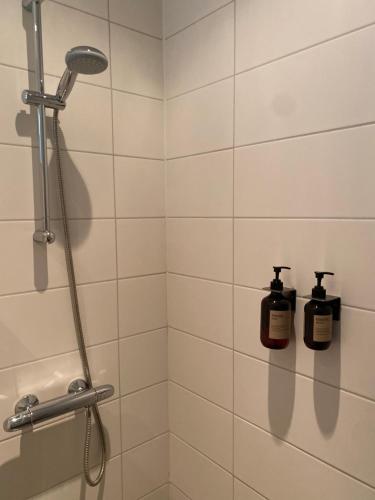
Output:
(52, 109), (107, 487)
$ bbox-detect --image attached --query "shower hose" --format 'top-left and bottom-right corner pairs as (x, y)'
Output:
(52, 109), (107, 486)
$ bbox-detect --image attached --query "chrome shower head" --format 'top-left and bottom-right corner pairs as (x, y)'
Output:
(65, 46), (108, 74)
(56, 46), (108, 104)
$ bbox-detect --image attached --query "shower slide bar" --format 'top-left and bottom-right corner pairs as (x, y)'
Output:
(23, 0), (55, 244)
(3, 379), (114, 432)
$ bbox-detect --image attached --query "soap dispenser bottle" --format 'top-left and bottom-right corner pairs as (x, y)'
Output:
(261, 266), (292, 349)
(304, 272), (334, 350)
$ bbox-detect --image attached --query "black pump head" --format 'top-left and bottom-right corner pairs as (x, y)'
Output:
(270, 266), (291, 291)
(312, 271), (334, 299)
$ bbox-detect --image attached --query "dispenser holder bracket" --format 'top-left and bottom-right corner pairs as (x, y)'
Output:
(262, 287), (297, 312)
(303, 294), (341, 321)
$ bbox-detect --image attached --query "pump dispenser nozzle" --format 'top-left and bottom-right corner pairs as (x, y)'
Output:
(312, 271), (334, 299)
(270, 266), (291, 291)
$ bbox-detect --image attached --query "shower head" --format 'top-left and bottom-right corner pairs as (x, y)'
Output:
(56, 46), (108, 104)
(66, 46), (108, 74)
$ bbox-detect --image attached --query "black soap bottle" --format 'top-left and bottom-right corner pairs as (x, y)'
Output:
(260, 266), (292, 349)
(304, 272), (334, 350)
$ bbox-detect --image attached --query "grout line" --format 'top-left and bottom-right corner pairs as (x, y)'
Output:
(136, 482), (170, 500)
(112, 85), (163, 101)
(169, 482), (193, 500)
(169, 380), (232, 415)
(167, 271), (375, 314)
(164, 121), (375, 161)
(107, 13), (125, 498)
(119, 327), (168, 345)
(109, 19), (163, 41)
(0, 338), (119, 374)
(49, 0), (109, 21)
(118, 271), (166, 282)
(120, 380), (167, 400)
(167, 146), (233, 161)
(0, 273), (168, 301)
(170, 432), (233, 475)
(0, 336), (119, 373)
(235, 19), (375, 77)
(121, 379), (169, 399)
(235, 415), (375, 492)
(232, 0), (236, 494)
(166, 74), (234, 101)
(169, 324), (232, 350)
(234, 119), (375, 150)
(123, 431), (169, 454)
(165, 1), (234, 40)
(4, 215), (375, 222)
(169, 379), (231, 414)
(119, 325), (168, 341)
(167, 216), (375, 220)
(234, 477), (269, 500)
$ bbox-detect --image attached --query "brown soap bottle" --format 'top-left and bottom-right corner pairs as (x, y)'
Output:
(260, 266), (292, 349)
(304, 272), (334, 351)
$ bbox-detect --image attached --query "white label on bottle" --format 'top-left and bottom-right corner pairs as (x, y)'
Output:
(269, 310), (291, 339)
(313, 315), (333, 342)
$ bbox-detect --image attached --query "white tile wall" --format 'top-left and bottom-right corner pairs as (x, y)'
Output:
(32, 456), (122, 500)
(236, 0), (375, 72)
(121, 382), (168, 450)
(0, 281), (117, 369)
(113, 91), (164, 159)
(168, 328), (233, 410)
(165, 4), (234, 98)
(111, 23), (163, 98)
(49, 150), (115, 219)
(235, 25), (375, 147)
(166, 78), (234, 158)
(169, 434), (233, 500)
(115, 157), (165, 217)
(164, 1), (375, 498)
(235, 125), (375, 218)
(234, 417), (375, 500)
(119, 329), (168, 395)
(234, 479), (266, 500)
(167, 218), (233, 282)
(164, 0), (232, 38)
(169, 484), (190, 500)
(117, 218), (166, 278)
(118, 274), (167, 337)
(169, 382), (233, 470)
(166, 150), (233, 217)
(235, 353), (375, 487)
(0, 1), (165, 498)
(167, 273), (233, 347)
(123, 433), (169, 500)
(56, 0), (109, 19)
(109, 0), (163, 38)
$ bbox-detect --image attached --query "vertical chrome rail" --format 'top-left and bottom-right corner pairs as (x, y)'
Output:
(23, 0), (55, 243)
